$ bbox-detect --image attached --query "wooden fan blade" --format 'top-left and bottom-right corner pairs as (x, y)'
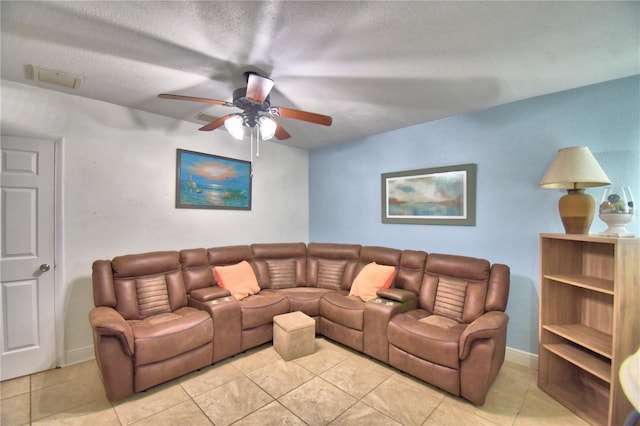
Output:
(246, 73), (274, 103)
(159, 94), (233, 107)
(271, 106), (333, 126)
(274, 123), (291, 140)
(199, 114), (236, 131)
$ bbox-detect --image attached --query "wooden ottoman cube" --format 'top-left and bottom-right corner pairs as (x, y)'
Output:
(273, 311), (315, 361)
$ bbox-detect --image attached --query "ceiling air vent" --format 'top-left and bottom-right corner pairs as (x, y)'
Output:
(27, 65), (83, 89)
(195, 112), (219, 122)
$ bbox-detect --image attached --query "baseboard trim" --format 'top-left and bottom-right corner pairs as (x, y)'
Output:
(64, 345), (94, 367)
(505, 346), (538, 370)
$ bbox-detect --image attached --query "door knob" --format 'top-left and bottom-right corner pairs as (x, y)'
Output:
(39, 264), (51, 272)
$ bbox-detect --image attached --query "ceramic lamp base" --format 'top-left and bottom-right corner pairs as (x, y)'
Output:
(558, 189), (595, 234)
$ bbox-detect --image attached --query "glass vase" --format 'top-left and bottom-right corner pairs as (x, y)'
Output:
(598, 185), (635, 237)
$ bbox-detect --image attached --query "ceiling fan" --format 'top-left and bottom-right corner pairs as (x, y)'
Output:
(159, 72), (332, 141)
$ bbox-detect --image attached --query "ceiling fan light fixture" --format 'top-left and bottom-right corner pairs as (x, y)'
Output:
(258, 116), (277, 140)
(224, 115), (245, 140)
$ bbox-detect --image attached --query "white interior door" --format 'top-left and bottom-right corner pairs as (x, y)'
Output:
(1, 135), (56, 380)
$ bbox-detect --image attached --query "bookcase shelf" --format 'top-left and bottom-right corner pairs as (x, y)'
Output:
(543, 324), (612, 358)
(543, 273), (614, 294)
(543, 342), (611, 383)
(538, 234), (640, 426)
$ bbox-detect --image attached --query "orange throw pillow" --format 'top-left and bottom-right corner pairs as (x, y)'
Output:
(349, 262), (396, 301)
(214, 261), (260, 300)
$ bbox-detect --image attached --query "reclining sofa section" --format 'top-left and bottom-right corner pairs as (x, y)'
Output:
(90, 242), (510, 405)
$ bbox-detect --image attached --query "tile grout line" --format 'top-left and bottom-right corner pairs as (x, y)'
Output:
(510, 380), (536, 426)
(421, 395), (447, 426)
(356, 373), (408, 425)
(313, 375), (358, 424)
(242, 353), (329, 424)
(182, 381), (214, 426)
(30, 371), (110, 424)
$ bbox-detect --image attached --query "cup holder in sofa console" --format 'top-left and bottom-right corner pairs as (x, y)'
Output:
(370, 298), (396, 306)
(209, 296), (234, 304)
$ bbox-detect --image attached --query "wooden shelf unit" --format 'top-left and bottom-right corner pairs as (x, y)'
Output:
(539, 233), (640, 426)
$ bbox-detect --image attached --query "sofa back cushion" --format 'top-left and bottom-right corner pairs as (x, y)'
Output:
(214, 260), (261, 300)
(420, 253), (490, 324)
(207, 245), (253, 286)
(349, 262), (396, 301)
(486, 263), (510, 312)
(92, 259), (117, 308)
(266, 259), (297, 289)
(432, 276), (468, 322)
(109, 251), (187, 320)
(136, 275), (172, 318)
(395, 250), (427, 295)
(208, 245), (253, 264)
(251, 243), (307, 289)
(317, 259), (347, 290)
(180, 248), (214, 293)
(307, 243), (361, 290)
(355, 246), (402, 286)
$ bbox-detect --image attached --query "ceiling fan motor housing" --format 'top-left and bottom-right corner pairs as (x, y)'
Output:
(233, 87), (270, 111)
(232, 87), (271, 127)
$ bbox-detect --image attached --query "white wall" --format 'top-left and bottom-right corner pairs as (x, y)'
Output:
(1, 80), (309, 361)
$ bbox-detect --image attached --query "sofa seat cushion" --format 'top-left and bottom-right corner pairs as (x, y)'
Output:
(129, 307), (212, 367)
(388, 312), (466, 370)
(320, 291), (365, 331)
(261, 288), (334, 317)
(240, 294), (289, 330)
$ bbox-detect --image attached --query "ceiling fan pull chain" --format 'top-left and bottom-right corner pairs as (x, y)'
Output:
(256, 126), (261, 158)
(250, 132), (255, 177)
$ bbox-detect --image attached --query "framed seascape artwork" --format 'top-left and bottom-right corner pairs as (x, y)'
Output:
(381, 163), (477, 225)
(176, 149), (252, 210)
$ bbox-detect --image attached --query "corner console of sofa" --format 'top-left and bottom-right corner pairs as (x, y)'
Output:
(364, 289), (418, 363)
(189, 293), (242, 363)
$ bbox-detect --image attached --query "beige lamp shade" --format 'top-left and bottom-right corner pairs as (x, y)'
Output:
(540, 146), (611, 189)
(540, 146), (611, 234)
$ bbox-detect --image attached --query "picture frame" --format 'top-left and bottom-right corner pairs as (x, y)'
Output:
(381, 163), (476, 225)
(176, 149), (252, 210)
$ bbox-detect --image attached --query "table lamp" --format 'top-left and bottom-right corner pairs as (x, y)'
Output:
(540, 146), (611, 234)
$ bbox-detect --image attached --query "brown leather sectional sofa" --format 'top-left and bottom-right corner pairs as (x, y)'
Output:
(90, 242), (510, 405)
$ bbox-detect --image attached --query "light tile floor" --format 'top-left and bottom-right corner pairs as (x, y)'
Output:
(1, 338), (588, 425)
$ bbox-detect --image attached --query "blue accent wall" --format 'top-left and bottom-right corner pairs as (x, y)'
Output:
(309, 75), (640, 354)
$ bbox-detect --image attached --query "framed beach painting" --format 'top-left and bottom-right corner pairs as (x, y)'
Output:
(381, 163), (476, 225)
(176, 149), (252, 210)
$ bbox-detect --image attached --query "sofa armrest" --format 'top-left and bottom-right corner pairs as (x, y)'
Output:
(376, 288), (417, 305)
(190, 286), (231, 302)
(459, 311), (508, 359)
(89, 307), (134, 356)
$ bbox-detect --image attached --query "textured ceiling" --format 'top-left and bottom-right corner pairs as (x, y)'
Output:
(1, 1), (638, 149)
